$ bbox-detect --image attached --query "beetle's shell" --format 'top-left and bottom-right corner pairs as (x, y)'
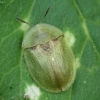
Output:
(22, 23), (76, 93)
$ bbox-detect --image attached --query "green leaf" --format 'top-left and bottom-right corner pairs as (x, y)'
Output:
(0, 0), (100, 100)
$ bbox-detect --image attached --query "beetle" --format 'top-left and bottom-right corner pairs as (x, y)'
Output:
(16, 7), (76, 93)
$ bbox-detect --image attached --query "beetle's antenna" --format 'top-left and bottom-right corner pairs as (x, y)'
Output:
(16, 18), (32, 26)
(41, 6), (50, 22)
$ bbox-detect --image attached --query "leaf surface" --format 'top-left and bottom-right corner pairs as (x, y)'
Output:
(0, 0), (100, 100)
